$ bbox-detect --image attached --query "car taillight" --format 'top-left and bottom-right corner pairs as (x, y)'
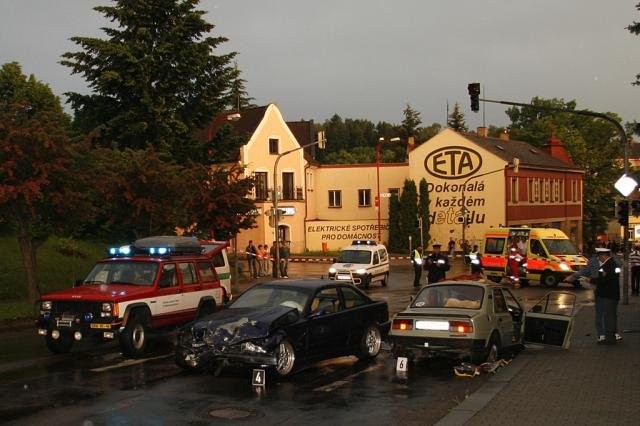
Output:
(392, 319), (413, 331)
(449, 321), (473, 333)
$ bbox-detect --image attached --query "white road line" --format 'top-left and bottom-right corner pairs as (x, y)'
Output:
(313, 364), (382, 392)
(90, 354), (170, 372)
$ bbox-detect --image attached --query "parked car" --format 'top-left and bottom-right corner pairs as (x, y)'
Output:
(175, 280), (390, 377)
(388, 280), (576, 364)
(36, 236), (231, 357)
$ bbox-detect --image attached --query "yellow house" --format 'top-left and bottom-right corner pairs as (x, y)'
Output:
(202, 104), (583, 253)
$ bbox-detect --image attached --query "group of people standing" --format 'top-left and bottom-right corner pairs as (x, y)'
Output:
(245, 240), (290, 279)
(412, 242), (451, 287)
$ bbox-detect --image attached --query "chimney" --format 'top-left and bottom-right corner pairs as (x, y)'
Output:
(476, 127), (488, 137)
(499, 130), (509, 141)
(543, 133), (573, 164)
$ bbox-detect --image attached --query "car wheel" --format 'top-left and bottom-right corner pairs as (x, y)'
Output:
(358, 324), (382, 360)
(362, 276), (370, 289)
(541, 272), (560, 287)
(381, 273), (389, 287)
(471, 333), (501, 364)
(197, 300), (216, 318)
(120, 312), (149, 358)
(274, 339), (296, 377)
(45, 329), (73, 354)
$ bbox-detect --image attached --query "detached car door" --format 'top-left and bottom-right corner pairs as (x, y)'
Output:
(524, 291), (576, 348)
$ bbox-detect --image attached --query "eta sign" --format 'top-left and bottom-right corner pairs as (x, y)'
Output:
(424, 146), (482, 180)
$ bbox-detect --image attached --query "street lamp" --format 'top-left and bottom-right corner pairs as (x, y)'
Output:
(272, 136), (326, 277)
(460, 158), (519, 248)
(376, 137), (400, 242)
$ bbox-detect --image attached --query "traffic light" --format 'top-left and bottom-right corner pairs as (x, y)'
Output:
(632, 200), (640, 217)
(468, 82), (481, 112)
(617, 200), (629, 227)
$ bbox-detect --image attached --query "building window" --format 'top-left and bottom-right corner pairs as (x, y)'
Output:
(328, 190), (341, 208)
(510, 178), (518, 203)
(269, 138), (279, 155)
(389, 188), (400, 198)
(560, 181), (565, 202)
(571, 180), (578, 202)
(282, 172), (294, 200)
(254, 171), (268, 200)
(528, 179), (534, 203)
(543, 179), (550, 203)
(358, 189), (371, 207)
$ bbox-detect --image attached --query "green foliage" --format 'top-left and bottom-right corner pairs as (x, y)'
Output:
(0, 235), (106, 300)
(447, 102), (468, 132)
(398, 179), (419, 252)
(506, 97), (623, 239)
(228, 61), (256, 111)
(418, 178), (430, 250)
(61, 0), (237, 164)
(388, 195), (403, 252)
(401, 104), (422, 139)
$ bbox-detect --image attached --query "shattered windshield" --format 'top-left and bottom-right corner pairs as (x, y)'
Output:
(231, 285), (312, 313)
(542, 239), (578, 255)
(83, 261), (158, 286)
(338, 250), (371, 264)
(411, 285), (484, 310)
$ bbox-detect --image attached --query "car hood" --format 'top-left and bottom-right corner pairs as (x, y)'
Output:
(192, 305), (298, 347)
(41, 284), (156, 302)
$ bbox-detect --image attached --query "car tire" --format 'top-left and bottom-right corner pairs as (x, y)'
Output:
(381, 273), (389, 287)
(471, 333), (500, 364)
(273, 339), (296, 377)
(45, 329), (73, 354)
(197, 300), (216, 319)
(541, 272), (560, 287)
(120, 312), (149, 358)
(357, 324), (382, 360)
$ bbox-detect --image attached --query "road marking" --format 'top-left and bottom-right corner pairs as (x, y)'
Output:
(313, 364), (382, 392)
(90, 354), (170, 372)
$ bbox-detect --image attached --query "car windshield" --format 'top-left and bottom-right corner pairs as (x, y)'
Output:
(542, 239), (579, 255)
(411, 285), (484, 309)
(83, 261), (158, 286)
(338, 250), (371, 264)
(231, 285), (313, 313)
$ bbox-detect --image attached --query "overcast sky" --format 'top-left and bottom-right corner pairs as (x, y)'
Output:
(1, 0), (639, 129)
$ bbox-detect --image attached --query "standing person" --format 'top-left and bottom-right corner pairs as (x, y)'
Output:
(629, 244), (640, 295)
(269, 241), (278, 277)
(425, 242), (450, 284)
(564, 247), (622, 343)
(279, 240), (290, 278)
(411, 248), (423, 287)
(469, 245), (482, 274)
(257, 244), (267, 276)
(263, 244), (271, 276)
(245, 240), (258, 279)
(448, 237), (456, 259)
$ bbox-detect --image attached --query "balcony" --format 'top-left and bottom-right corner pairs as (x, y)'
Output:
(251, 186), (304, 202)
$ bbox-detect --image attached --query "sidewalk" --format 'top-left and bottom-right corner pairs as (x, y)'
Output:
(438, 294), (640, 425)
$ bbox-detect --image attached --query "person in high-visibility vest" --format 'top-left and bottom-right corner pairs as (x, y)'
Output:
(469, 245), (482, 274)
(412, 248), (423, 287)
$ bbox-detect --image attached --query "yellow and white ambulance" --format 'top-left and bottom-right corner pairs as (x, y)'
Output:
(481, 227), (587, 287)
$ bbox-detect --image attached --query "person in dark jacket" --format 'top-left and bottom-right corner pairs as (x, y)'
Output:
(425, 242), (450, 284)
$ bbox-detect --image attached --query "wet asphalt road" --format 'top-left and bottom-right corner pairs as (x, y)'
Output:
(0, 260), (595, 425)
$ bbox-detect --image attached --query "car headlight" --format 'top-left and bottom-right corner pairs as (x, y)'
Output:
(241, 341), (267, 353)
(356, 268), (366, 275)
(102, 302), (112, 312)
(41, 301), (52, 311)
(329, 267), (337, 273)
(559, 263), (571, 271)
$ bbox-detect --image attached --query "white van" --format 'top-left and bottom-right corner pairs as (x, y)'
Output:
(200, 240), (232, 301)
(328, 240), (390, 288)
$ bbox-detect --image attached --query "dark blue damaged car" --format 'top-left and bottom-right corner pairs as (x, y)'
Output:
(175, 280), (390, 377)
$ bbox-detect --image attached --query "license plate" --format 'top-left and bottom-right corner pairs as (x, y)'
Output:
(415, 320), (449, 331)
(336, 275), (352, 280)
(56, 319), (72, 327)
(90, 323), (111, 329)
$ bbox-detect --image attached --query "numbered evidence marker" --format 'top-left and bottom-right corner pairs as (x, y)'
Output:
(396, 357), (408, 373)
(252, 369), (266, 387)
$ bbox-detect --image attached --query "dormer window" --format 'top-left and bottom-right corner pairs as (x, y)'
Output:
(269, 138), (279, 155)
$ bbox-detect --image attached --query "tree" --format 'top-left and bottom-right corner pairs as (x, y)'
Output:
(418, 178), (430, 251)
(400, 104), (422, 139)
(0, 62), (92, 302)
(628, 3), (640, 87)
(61, 0), (237, 164)
(448, 102), (468, 132)
(398, 179), (419, 252)
(388, 194), (403, 252)
(505, 97), (623, 239)
(228, 61), (256, 111)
